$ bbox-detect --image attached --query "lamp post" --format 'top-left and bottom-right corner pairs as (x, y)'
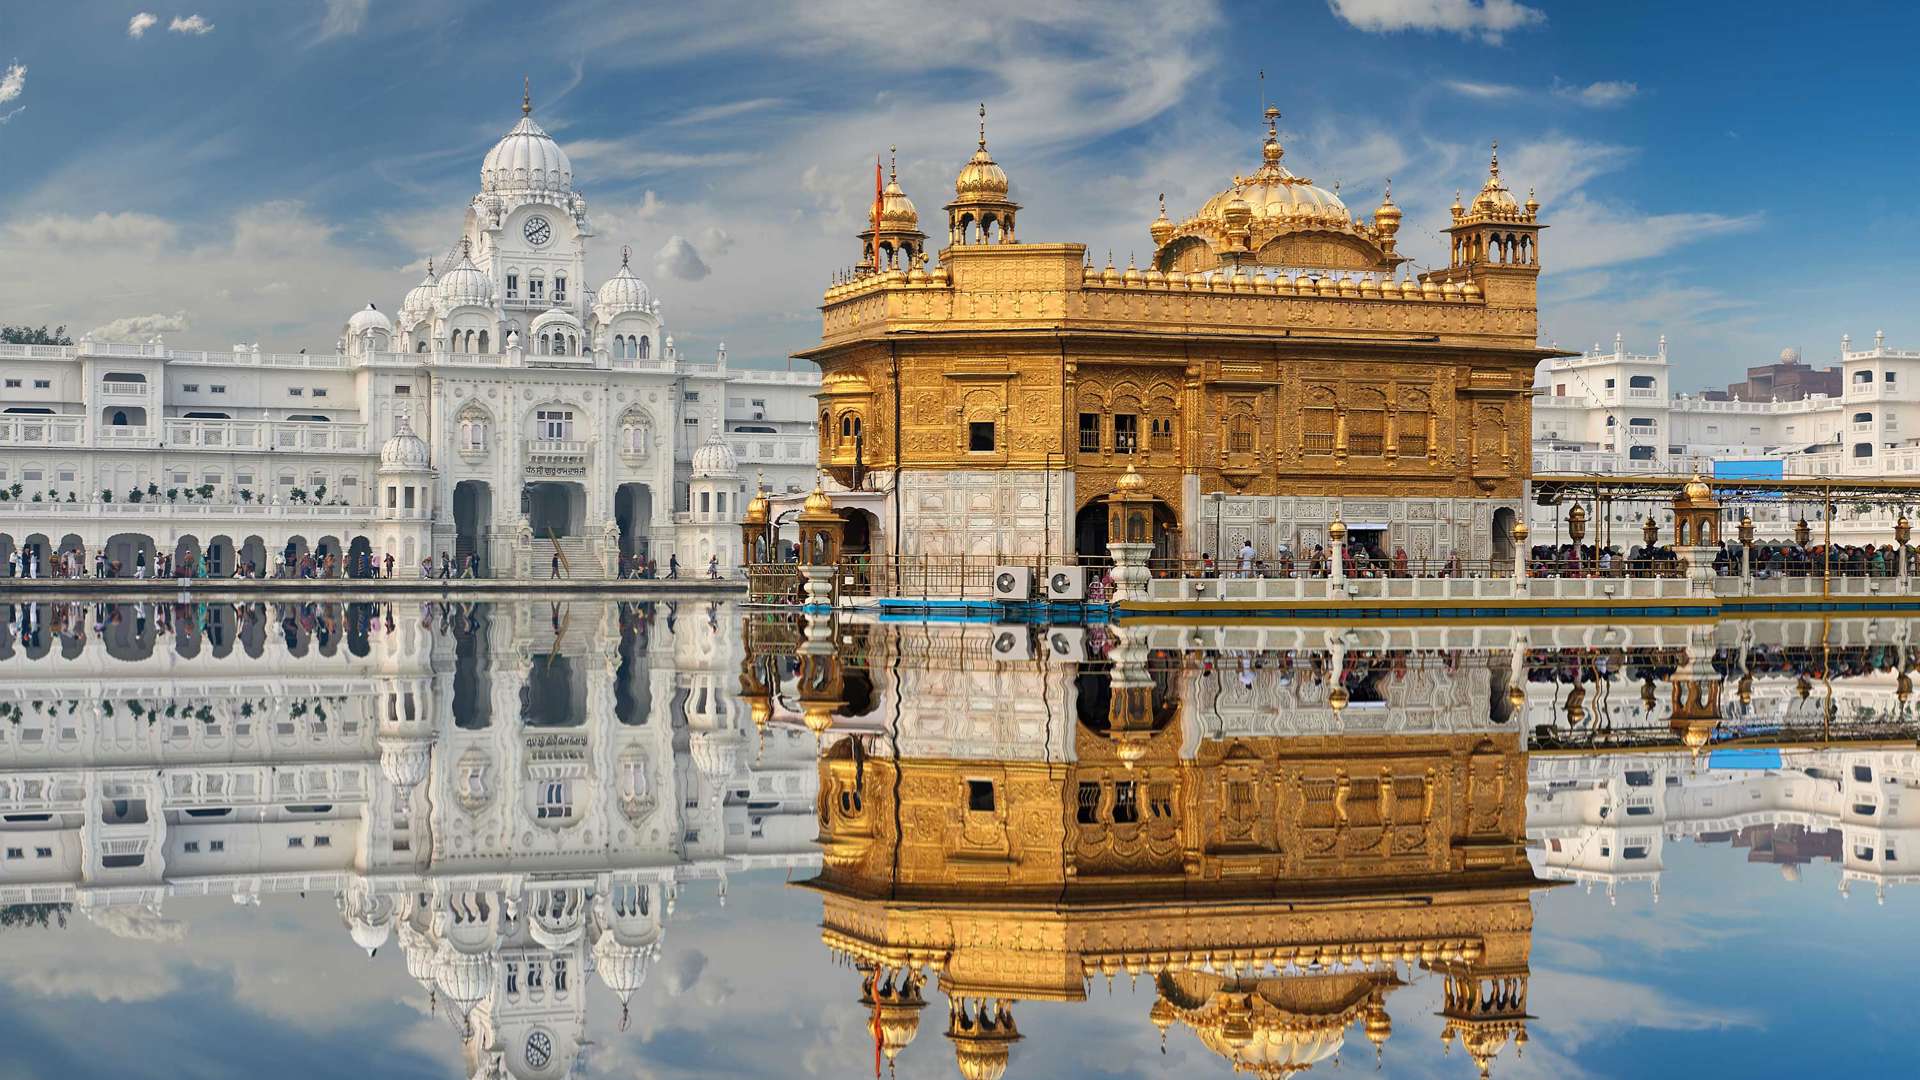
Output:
(1897, 513), (1912, 593)
(1510, 521), (1530, 587)
(1738, 514), (1755, 593)
(1210, 491), (1225, 572)
(1328, 518), (1348, 596)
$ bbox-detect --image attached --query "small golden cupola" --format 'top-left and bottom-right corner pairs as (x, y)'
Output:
(1372, 179), (1402, 258)
(945, 104), (1020, 247)
(1149, 193), (1176, 247)
(1152, 105), (1404, 276)
(1444, 141), (1544, 276)
(861, 146), (928, 273)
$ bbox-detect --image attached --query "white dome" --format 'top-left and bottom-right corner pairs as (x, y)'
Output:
(348, 917), (393, 955)
(481, 103), (572, 195)
(690, 428), (738, 479)
(1780, 346), (1802, 364)
(380, 412), (432, 471)
(347, 303), (393, 336)
(400, 265), (437, 324)
(593, 937), (654, 1000)
(436, 949), (493, 1015)
(437, 249), (495, 308)
(594, 253), (652, 317)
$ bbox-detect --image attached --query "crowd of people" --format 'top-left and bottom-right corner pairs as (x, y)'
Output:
(1189, 539), (1471, 579)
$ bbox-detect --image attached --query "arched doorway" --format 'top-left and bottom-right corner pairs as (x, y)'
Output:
(104, 533), (154, 578)
(349, 537), (373, 578)
(1073, 498), (1179, 562)
(841, 509), (877, 556)
(20, 534), (50, 578)
(240, 535), (267, 578)
(523, 481), (583, 538)
(454, 480), (492, 571)
(207, 535), (235, 578)
(615, 483), (652, 560)
(1492, 507), (1517, 563)
(57, 535), (84, 578)
(316, 534), (342, 575)
(174, 535), (203, 578)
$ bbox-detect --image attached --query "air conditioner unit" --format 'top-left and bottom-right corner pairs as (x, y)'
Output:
(1045, 626), (1089, 662)
(992, 566), (1034, 600)
(1045, 565), (1088, 601)
(990, 625), (1035, 661)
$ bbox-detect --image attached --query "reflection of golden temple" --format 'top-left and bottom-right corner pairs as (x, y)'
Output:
(802, 693), (1540, 1079)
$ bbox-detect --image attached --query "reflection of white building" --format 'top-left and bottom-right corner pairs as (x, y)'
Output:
(1527, 748), (1920, 905)
(0, 89), (818, 580)
(0, 599), (818, 1079)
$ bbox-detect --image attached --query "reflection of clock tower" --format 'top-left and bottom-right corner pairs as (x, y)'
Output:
(465, 80), (595, 340)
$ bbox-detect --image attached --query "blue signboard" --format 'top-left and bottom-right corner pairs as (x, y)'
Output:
(1707, 748), (1784, 770)
(1713, 459), (1785, 480)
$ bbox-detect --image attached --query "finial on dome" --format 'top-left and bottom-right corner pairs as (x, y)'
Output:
(460, 236), (472, 259)
(889, 144), (898, 183)
(1489, 139), (1499, 177)
(426, 257), (434, 277)
(977, 102), (987, 149)
(1265, 103), (1280, 137)
(621, 244), (631, 268)
(522, 76), (532, 116)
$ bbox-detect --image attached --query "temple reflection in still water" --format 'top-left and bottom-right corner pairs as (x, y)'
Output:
(2, 600), (1919, 1078)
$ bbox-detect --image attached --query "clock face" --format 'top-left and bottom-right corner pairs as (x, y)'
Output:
(523, 216), (552, 247)
(525, 1031), (552, 1069)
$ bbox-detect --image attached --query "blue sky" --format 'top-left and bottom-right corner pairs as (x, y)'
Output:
(0, 1), (1916, 384)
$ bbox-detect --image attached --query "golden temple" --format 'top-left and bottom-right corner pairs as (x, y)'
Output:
(797, 104), (1559, 565)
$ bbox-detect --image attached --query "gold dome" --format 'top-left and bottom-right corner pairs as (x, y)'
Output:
(1115, 463), (1148, 493)
(1150, 193), (1176, 246)
(1467, 142), (1521, 218)
(1156, 972), (1389, 1080)
(1682, 473), (1712, 503)
(875, 158), (921, 230)
(1328, 686), (1350, 712)
(955, 105), (1010, 198)
(743, 483), (771, 527)
(802, 701), (838, 734)
(803, 484), (836, 516)
(860, 969), (928, 1062)
(1193, 107), (1350, 230)
(1511, 521), (1530, 543)
(948, 999), (1021, 1080)
(1373, 180), (1402, 229)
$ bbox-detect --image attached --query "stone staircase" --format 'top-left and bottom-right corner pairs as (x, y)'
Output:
(523, 535), (612, 579)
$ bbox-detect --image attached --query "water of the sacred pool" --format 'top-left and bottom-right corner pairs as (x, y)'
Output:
(0, 597), (1912, 1078)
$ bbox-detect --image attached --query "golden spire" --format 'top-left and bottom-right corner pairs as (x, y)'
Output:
(1261, 104), (1283, 167)
(522, 76), (532, 116)
(978, 102), (988, 150)
(1151, 192), (1174, 246)
(889, 144), (898, 184)
(1488, 139), (1499, 180)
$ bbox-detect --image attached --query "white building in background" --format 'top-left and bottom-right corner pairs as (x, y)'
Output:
(1531, 333), (1920, 543)
(0, 598), (819, 1079)
(0, 90), (819, 579)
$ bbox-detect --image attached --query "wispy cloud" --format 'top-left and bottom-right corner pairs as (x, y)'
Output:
(169, 14), (215, 36)
(1444, 79), (1522, 100)
(667, 96), (786, 127)
(566, 137), (755, 179)
(0, 62), (26, 125)
(1327, 0), (1546, 44)
(655, 235), (711, 281)
(89, 311), (192, 342)
(1557, 79), (1640, 107)
(127, 12), (159, 38)
(318, 0), (372, 39)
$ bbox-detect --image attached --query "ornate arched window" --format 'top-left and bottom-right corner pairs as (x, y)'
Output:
(620, 408), (653, 457)
(553, 273), (567, 303)
(478, 330), (489, 353)
(458, 406), (490, 454)
(637, 335), (650, 359)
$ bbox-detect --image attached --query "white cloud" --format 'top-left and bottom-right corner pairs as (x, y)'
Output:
(565, 137), (754, 180)
(668, 96), (785, 127)
(128, 12), (160, 38)
(319, 0), (372, 40)
(1444, 79), (1522, 100)
(1327, 0), (1546, 43)
(700, 226), (735, 257)
(89, 311), (192, 342)
(168, 14), (215, 35)
(7, 210), (178, 248)
(1557, 79), (1640, 107)
(654, 235), (711, 281)
(0, 62), (24, 104)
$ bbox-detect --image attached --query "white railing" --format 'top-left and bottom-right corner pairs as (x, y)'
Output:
(97, 428), (156, 448)
(729, 369), (822, 386)
(1531, 394), (1593, 409)
(0, 343), (75, 360)
(526, 438), (588, 456)
(727, 432), (815, 464)
(609, 356), (676, 373)
(0, 416), (85, 446)
(2, 501), (367, 518)
(99, 381), (150, 396)
(162, 418), (368, 452)
(1532, 451), (1669, 474)
(1628, 387), (1660, 399)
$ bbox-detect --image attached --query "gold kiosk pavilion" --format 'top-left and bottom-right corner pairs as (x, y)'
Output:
(796, 105), (1557, 573)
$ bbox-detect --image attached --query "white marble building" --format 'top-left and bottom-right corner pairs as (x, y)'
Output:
(0, 91), (819, 579)
(0, 598), (819, 1078)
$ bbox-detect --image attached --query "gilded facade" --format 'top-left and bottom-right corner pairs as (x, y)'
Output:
(797, 107), (1558, 563)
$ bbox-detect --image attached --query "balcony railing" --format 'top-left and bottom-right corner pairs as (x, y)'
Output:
(162, 419), (368, 452)
(726, 432), (814, 464)
(0, 416), (85, 446)
(99, 382), (150, 396)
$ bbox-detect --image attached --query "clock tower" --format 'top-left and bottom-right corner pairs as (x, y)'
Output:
(466, 82), (595, 333)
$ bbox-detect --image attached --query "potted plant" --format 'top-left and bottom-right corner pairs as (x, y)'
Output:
(146, 482), (158, 497)
(290, 487), (308, 504)
(239, 488), (254, 503)
(166, 488), (179, 502)
(30, 492), (40, 502)
(100, 488), (113, 503)
(127, 488), (143, 503)
(314, 483), (329, 502)
(197, 483), (214, 500)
